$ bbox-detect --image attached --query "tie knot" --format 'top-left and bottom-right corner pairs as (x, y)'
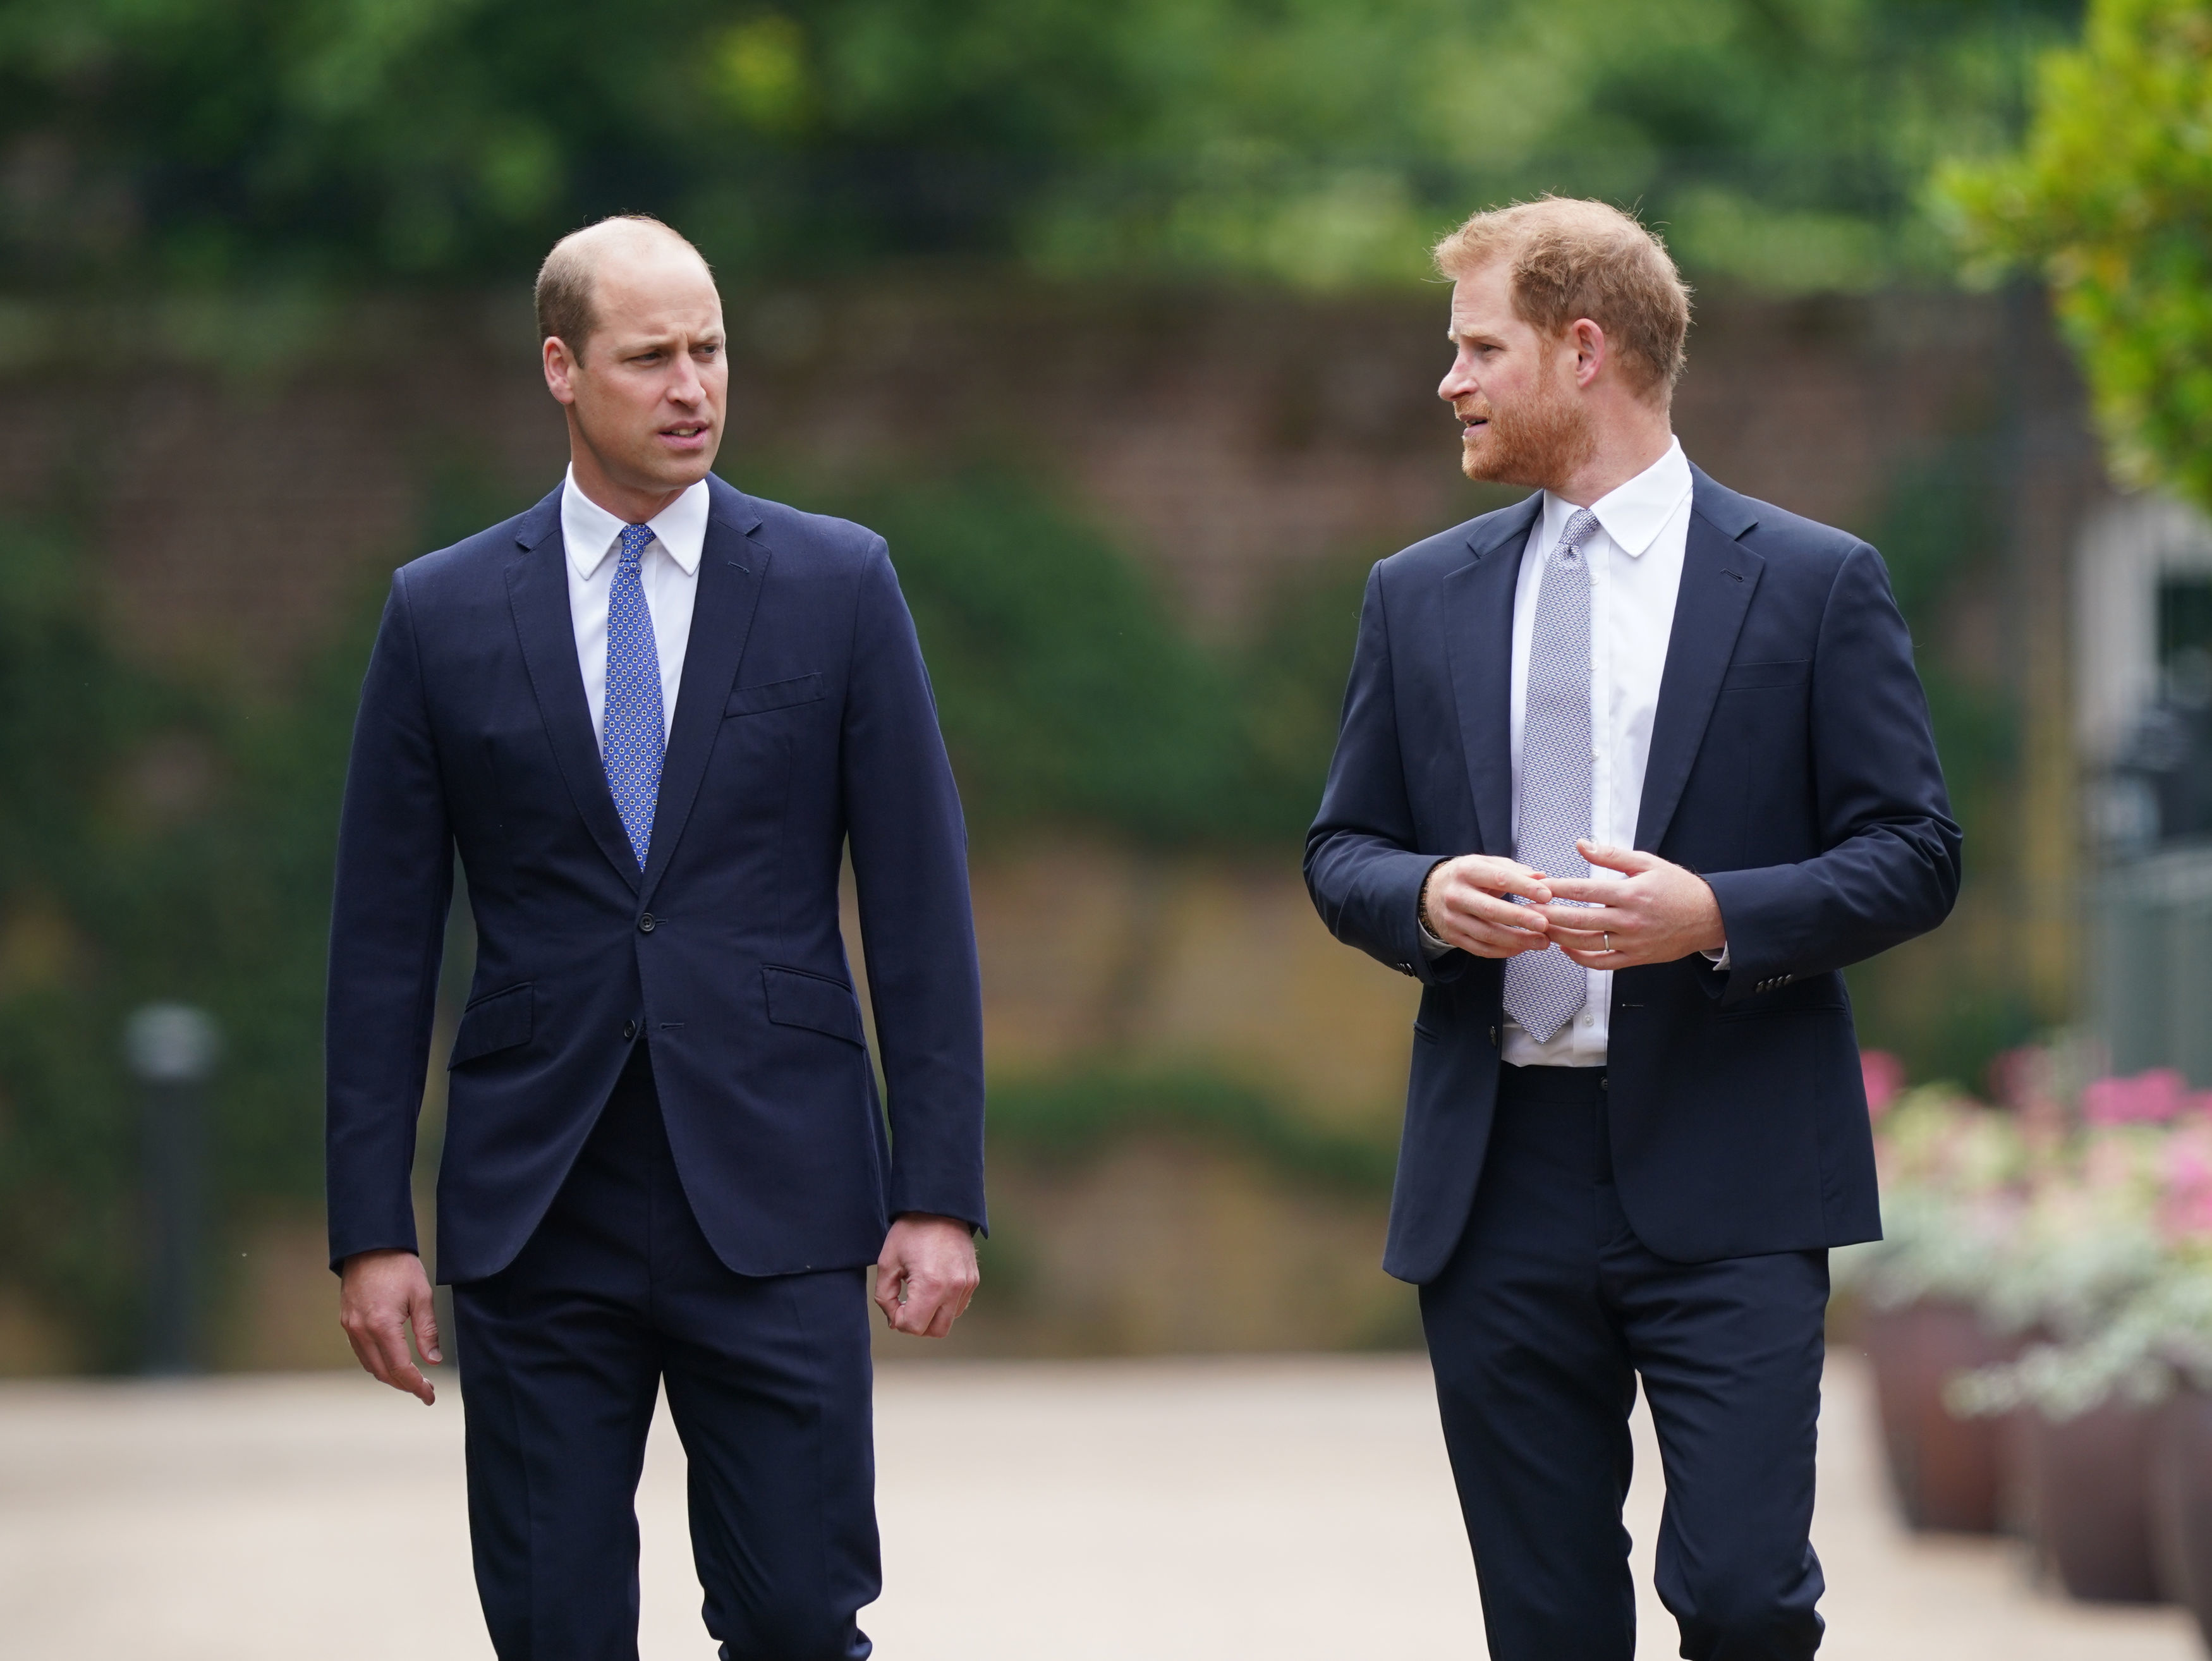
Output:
(617, 523), (655, 566)
(1558, 508), (1601, 557)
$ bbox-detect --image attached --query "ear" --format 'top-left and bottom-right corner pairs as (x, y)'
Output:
(542, 336), (580, 406)
(1569, 318), (1608, 389)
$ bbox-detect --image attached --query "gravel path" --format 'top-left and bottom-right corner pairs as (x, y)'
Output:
(0, 1353), (2197, 1658)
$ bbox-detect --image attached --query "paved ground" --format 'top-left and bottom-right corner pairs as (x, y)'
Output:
(0, 1353), (2200, 1659)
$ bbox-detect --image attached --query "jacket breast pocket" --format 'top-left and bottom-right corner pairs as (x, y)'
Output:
(1718, 659), (1811, 692)
(450, 982), (533, 1068)
(726, 673), (824, 717)
(762, 964), (866, 1047)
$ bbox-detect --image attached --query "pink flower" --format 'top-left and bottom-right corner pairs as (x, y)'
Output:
(1861, 1050), (1905, 1119)
(2084, 1069), (2192, 1126)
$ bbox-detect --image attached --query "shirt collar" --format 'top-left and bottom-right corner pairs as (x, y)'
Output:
(560, 468), (711, 580)
(1541, 436), (1692, 560)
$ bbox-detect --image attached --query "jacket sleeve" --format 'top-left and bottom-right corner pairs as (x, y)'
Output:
(1703, 541), (1962, 1005)
(1304, 564), (1473, 988)
(324, 573), (454, 1269)
(842, 539), (988, 1232)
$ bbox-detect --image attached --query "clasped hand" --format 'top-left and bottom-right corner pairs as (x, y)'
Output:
(1423, 839), (1725, 968)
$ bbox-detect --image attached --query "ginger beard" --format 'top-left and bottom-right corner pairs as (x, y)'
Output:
(1457, 343), (1596, 490)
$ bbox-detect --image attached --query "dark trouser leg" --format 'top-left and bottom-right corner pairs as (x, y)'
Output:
(660, 1272), (879, 1661)
(1421, 1066), (1639, 1661)
(454, 1060), (665, 1661)
(453, 1049), (879, 1661)
(647, 1105), (878, 1659)
(1606, 1219), (1827, 1659)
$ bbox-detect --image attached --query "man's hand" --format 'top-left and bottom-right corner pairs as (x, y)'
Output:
(339, 1249), (442, 1404)
(1421, 854), (1558, 958)
(1539, 841), (1725, 968)
(875, 1215), (980, 1340)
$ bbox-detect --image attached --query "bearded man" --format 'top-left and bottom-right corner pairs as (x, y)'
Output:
(325, 216), (985, 1659)
(1305, 198), (1959, 1658)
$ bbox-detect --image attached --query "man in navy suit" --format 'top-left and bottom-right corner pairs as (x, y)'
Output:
(1306, 198), (1959, 1658)
(326, 216), (985, 1660)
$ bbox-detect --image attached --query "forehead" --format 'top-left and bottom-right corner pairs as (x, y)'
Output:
(590, 242), (722, 332)
(1447, 260), (1522, 338)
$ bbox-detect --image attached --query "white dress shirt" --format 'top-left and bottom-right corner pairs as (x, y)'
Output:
(561, 468), (711, 750)
(1498, 438), (1694, 1064)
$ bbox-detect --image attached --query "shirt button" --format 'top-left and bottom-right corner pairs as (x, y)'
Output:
(638, 913), (656, 934)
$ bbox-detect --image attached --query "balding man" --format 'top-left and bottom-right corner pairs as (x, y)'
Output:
(325, 215), (985, 1660)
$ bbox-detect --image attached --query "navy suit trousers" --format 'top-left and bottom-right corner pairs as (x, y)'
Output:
(1419, 1065), (1828, 1661)
(454, 1047), (879, 1661)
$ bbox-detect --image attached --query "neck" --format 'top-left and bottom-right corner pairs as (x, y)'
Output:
(567, 427), (693, 525)
(1550, 404), (1674, 508)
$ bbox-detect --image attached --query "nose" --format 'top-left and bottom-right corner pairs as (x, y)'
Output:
(1438, 352), (1471, 405)
(667, 352), (704, 405)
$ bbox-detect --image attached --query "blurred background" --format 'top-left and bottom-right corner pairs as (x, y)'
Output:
(0, 0), (2194, 1379)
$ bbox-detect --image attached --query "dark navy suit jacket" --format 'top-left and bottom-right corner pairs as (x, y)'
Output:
(1306, 467), (1960, 1282)
(325, 474), (986, 1284)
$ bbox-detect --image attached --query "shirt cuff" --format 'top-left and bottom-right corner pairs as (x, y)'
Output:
(1419, 918), (1452, 959)
(1702, 944), (1731, 971)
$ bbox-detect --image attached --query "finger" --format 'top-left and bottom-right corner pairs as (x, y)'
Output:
(1540, 877), (1626, 906)
(1535, 903), (1629, 933)
(873, 1260), (904, 1317)
(1445, 889), (1553, 934)
(1576, 840), (1658, 876)
(1438, 920), (1552, 958)
(1452, 860), (1553, 904)
(895, 1289), (942, 1336)
(410, 1290), (443, 1366)
(374, 1318), (433, 1404)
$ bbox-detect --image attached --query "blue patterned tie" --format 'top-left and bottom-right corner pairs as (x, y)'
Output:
(1504, 508), (1600, 1043)
(603, 524), (664, 870)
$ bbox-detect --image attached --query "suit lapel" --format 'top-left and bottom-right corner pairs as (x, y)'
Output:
(505, 490), (644, 892)
(1634, 470), (1763, 852)
(638, 480), (768, 909)
(1443, 496), (1542, 856)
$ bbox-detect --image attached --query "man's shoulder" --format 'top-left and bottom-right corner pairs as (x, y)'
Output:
(1693, 472), (1867, 574)
(1375, 493), (1542, 588)
(726, 482), (885, 575)
(392, 490), (558, 599)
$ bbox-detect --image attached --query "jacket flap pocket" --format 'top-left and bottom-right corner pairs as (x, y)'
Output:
(726, 672), (825, 717)
(1720, 659), (1811, 691)
(762, 964), (865, 1046)
(450, 983), (533, 1068)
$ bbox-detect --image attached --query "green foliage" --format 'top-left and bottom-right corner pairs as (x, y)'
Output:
(987, 1065), (1394, 1195)
(0, 515), (374, 1366)
(1844, 436), (2036, 1086)
(1, 0), (2077, 293)
(1938, 0), (2212, 511)
(779, 470), (1363, 845)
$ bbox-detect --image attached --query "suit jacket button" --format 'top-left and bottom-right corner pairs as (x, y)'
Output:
(638, 913), (656, 934)
(1489, 1025), (1500, 1047)
(622, 1019), (638, 1041)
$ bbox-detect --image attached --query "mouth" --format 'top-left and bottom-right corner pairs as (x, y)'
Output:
(1457, 406), (1490, 439)
(657, 422), (711, 448)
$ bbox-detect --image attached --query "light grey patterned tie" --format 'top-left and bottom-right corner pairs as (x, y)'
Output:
(1504, 508), (1600, 1043)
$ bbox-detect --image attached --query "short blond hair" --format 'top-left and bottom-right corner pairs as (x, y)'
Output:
(1434, 197), (1691, 399)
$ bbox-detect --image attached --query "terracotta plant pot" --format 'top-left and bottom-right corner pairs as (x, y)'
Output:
(2150, 1388), (2212, 1641)
(1857, 1299), (2014, 1532)
(2021, 1401), (2165, 1603)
